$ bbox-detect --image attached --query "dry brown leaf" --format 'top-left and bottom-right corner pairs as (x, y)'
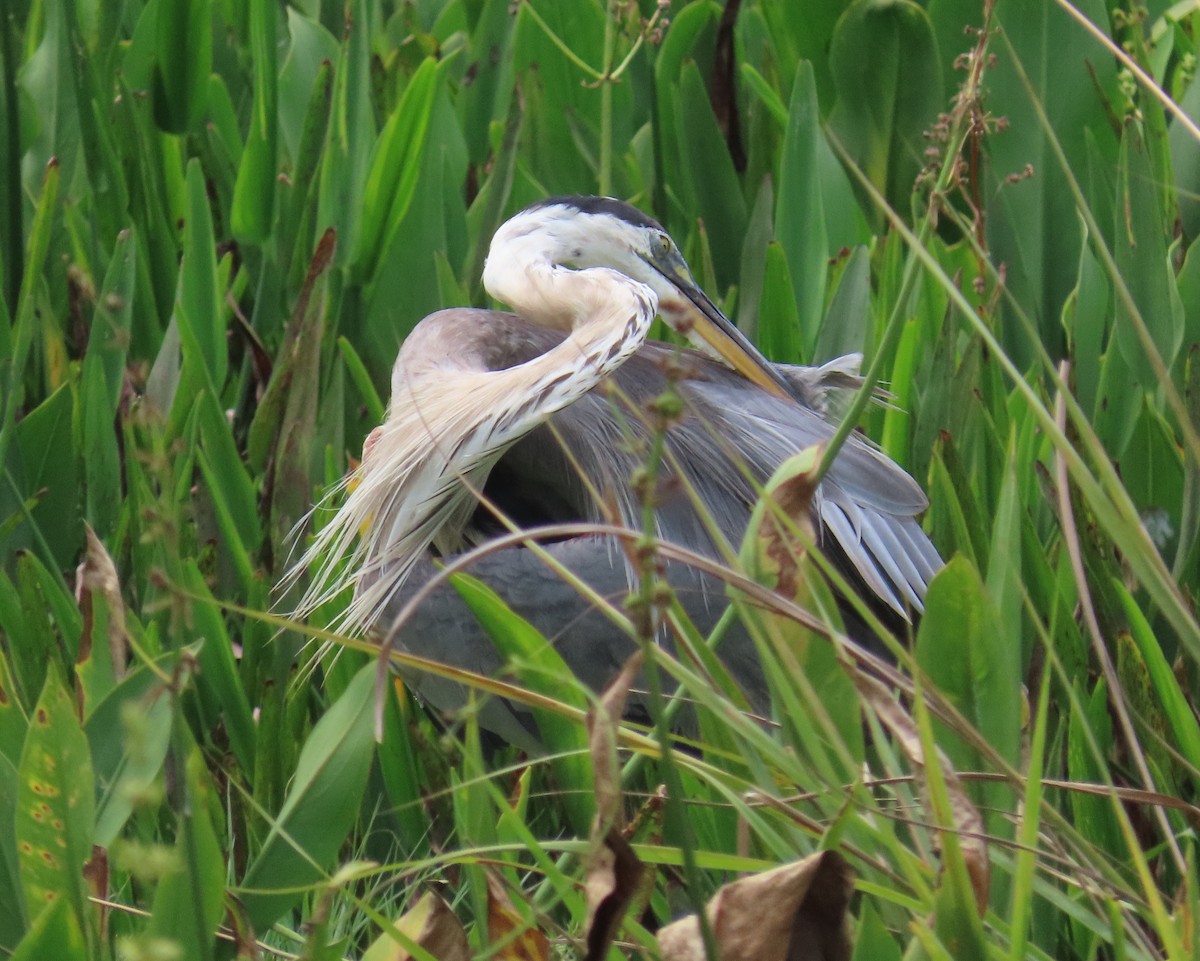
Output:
(582, 653), (646, 960)
(588, 651), (643, 831)
(486, 871), (550, 961)
(76, 523), (129, 680)
(361, 890), (470, 961)
(657, 850), (854, 961)
(584, 828), (645, 961)
(84, 845), (109, 941)
(853, 671), (990, 913)
(744, 449), (821, 600)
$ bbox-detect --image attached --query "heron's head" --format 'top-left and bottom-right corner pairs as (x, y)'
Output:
(485, 196), (791, 397)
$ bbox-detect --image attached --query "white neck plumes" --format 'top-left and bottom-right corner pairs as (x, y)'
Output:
(289, 218), (659, 635)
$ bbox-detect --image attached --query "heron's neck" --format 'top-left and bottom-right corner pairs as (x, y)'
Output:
(478, 231), (659, 424)
(482, 236), (599, 331)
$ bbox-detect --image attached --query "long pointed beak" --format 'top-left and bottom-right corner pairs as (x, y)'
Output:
(651, 259), (794, 400)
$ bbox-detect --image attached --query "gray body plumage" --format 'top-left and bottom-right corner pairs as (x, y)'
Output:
(436, 311), (940, 612)
(378, 310), (942, 725)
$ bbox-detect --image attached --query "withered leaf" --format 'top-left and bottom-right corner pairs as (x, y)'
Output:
(76, 523), (129, 681)
(584, 827), (644, 961)
(588, 651), (643, 832)
(486, 871), (550, 961)
(740, 447), (822, 600)
(657, 850), (854, 961)
(583, 653), (647, 960)
(362, 890), (470, 961)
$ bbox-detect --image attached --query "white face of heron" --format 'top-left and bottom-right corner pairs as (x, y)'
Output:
(482, 201), (693, 321)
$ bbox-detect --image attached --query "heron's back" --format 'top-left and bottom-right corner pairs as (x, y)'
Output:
(468, 315), (942, 616)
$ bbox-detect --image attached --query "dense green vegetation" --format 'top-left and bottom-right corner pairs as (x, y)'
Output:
(1, 0), (1199, 957)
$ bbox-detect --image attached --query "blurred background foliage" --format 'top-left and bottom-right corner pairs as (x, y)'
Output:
(1, 0), (1200, 957)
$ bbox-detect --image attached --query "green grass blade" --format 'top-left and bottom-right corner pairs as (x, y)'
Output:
(151, 0), (211, 133)
(238, 663), (376, 931)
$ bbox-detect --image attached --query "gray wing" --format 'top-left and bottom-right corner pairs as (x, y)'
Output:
(484, 336), (942, 616)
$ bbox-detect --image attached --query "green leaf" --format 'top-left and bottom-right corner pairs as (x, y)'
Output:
(9, 897), (86, 961)
(278, 9), (340, 166)
(87, 658), (176, 847)
(462, 83), (523, 302)
(0, 160), (59, 478)
(195, 389), (262, 560)
(148, 745), (226, 961)
(357, 58), (441, 284)
(1115, 579), (1200, 780)
(252, 228), (336, 547)
(231, 0), (279, 242)
(673, 61), (746, 292)
(16, 672), (95, 936)
(239, 663), (377, 931)
(978, 0), (1118, 357)
(653, 1), (720, 217)
(1067, 679), (1120, 859)
(6, 558), (58, 708)
(817, 245), (870, 360)
(735, 448), (862, 777)
(851, 899), (902, 961)
(828, 0), (942, 216)
(376, 680), (432, 858)
(177, 159), (225, 393)
(316, 0), (375, 264)
(0, 648), (28, 769)
(0, 747), (25, 949)
(916, 551), (1018, 862)
(1063, 220), (1111, 416)
(73, 528), (124, 715)
(361, 82), (469, 361)
(80, 359), (121, 539)
(981, 440), (1024, 765)
(775, 60), (827, 355)
(1169, 71), (1200, 240)
(1113, 124), (1185, 390)
(458, 0), (518, 166)
(278, 52), (334, 281)
(736, 176), (775, 345)
(87, 228), (137, 411)
(177, 563), (256, 776)
(337, 337), (386, 426)
(758, 241), (803, 363)
(915, 557), (990, 775)
(449, 572), (595, 832)
(879, 317), (919, 466)
(151, 0), (211, 133)
(11, 381), (81, 569)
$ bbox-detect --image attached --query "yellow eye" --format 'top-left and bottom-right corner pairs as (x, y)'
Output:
(657, 233), (672, 256)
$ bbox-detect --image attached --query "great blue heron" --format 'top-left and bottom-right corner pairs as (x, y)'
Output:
(291, 196), (941, 731)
